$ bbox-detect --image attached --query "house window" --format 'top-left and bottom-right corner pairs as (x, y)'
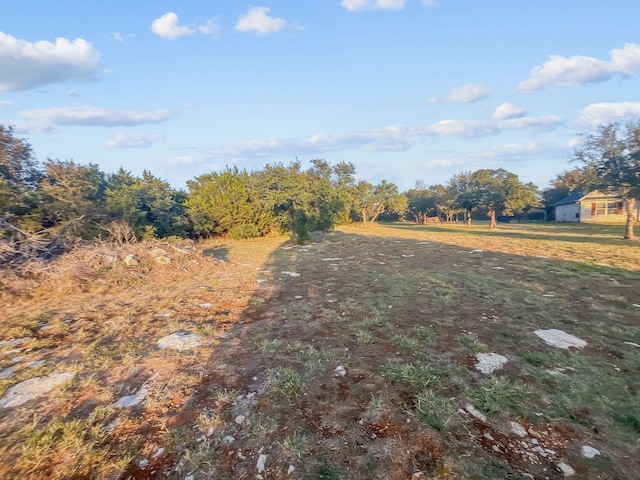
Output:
(591, 201), (623, 215)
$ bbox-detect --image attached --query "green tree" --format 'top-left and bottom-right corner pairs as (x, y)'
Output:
(0, 125), (42, 230)
(133, 170), (189, 238)
(39, 159), (107, 237)
(352, 179), (407, 227)
(186, 167), (269, 239)
(572, 121), (640, 240)
(448, 171), (479, 227)
(448, 169), (539, 228)
(105, 168), (147, 235)
(405, 182), (456, 223)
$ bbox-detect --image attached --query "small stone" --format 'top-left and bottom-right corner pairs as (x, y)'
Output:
(0, 337), (30, 348)
(484, 432), (494, 441)
(0, 367), (15, 379)
(138, 459), (149, 468)
(475, 353), (508, 374)
(534, 329), (586, 349)
(149, 248), (168, 257)
(0, 372), (75, 408)
(199, 303), (212, 309)
(154, 255), (171, 265)
(152, 448), (165, 459)
(222, 435), (235, 444)
(510, 421), (528, 437)
(465, 404), (487, 422)
(124, 254), (139, 266)
(235, 415), (246, 425)
(256, 453), (268, 473)
(288, 465), (295, 475)
(581, 445), (600, 458)
(157, 332), (201, 351)
(557, 462), (575, 477)
(335, 365), (347, 377)
(114, 383), (150, 408)
(25, 360), (45, 368)
(528, 428), (542, 439)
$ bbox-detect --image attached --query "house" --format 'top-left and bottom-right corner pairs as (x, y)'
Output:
(552, 191), (640, 223)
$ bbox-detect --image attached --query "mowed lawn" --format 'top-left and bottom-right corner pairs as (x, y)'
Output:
(0, 222), (639, 479)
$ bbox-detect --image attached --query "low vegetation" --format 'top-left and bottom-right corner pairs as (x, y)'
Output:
(1, 222), (639, 479)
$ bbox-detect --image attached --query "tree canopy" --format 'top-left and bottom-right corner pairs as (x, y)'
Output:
(572, 121), (640, 239)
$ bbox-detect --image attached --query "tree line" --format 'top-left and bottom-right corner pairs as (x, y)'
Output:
(1, 120), (638, 243)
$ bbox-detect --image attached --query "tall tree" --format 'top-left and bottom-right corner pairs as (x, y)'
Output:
(448, 171), (479, 227)
(39, 159), (107, 236)
(0, 125), (42, 229)
(572, 121), (640, 240)
(132, 170), (189, 238)
(448, 169), (539, 228)
(352, 179), (407, 228)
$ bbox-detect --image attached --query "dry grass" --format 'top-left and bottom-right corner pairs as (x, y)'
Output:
(0, 222), (639, 479)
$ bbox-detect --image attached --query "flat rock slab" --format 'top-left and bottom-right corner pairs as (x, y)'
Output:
(475, 353), (508, 374)
(157, 332), (201, 351)
(0, 372), (75, 408)
(534, 329), (587, 349)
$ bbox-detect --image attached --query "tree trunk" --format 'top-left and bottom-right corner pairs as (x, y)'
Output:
(362, 209), (369, 228)
(488, 207), (497, 229)
(624, 199), (636, 240)
(466, 210), (472, 228)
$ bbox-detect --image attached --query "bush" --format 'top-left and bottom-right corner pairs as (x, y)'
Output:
(228, 223), (261, 239)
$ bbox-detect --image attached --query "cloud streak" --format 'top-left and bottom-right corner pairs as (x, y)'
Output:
(428, 83), (489, 104)
(106, 132), (167, 148)
(0, 31), (100, 92)
(341, 0), (406, 11)
(202, 114), (563, 161)
(19, 106), (175, 127)
(518, 43), (640, 92)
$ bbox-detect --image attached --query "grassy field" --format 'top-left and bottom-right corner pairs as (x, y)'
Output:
(0, 221), (639, 479)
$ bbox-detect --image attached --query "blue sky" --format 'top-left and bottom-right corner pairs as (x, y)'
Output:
(1, 0), (640, 191)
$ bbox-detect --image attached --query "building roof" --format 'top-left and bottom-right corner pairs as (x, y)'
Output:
(551, 190), (623, 207)
(551, 191), (585, 207)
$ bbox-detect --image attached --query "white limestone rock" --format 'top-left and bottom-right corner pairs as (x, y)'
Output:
(534, 329), (586, 349)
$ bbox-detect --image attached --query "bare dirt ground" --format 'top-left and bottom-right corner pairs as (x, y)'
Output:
(1, 222), (639, 479)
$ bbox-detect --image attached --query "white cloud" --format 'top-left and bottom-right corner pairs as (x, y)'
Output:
(106, 132), (167, 148)
(113, 32), (135, 43)
(67, 89), (83, 97)
(422, 0), (439, 6)
(203, 114), (563, 160)
(19, 106), (175, 127)
(198, 18), (222, 37)
(0, 31), (100, 92)
(0, 100), (12, 106)
(518, 43), (640, 92)
(341, 0), (406, 11)
(493, 102), (526, 120)
(151, 12), (195, 40)
(576, 101), (640, 128)
(428, 82), (489, 103)
(235, 7), (295, 35)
